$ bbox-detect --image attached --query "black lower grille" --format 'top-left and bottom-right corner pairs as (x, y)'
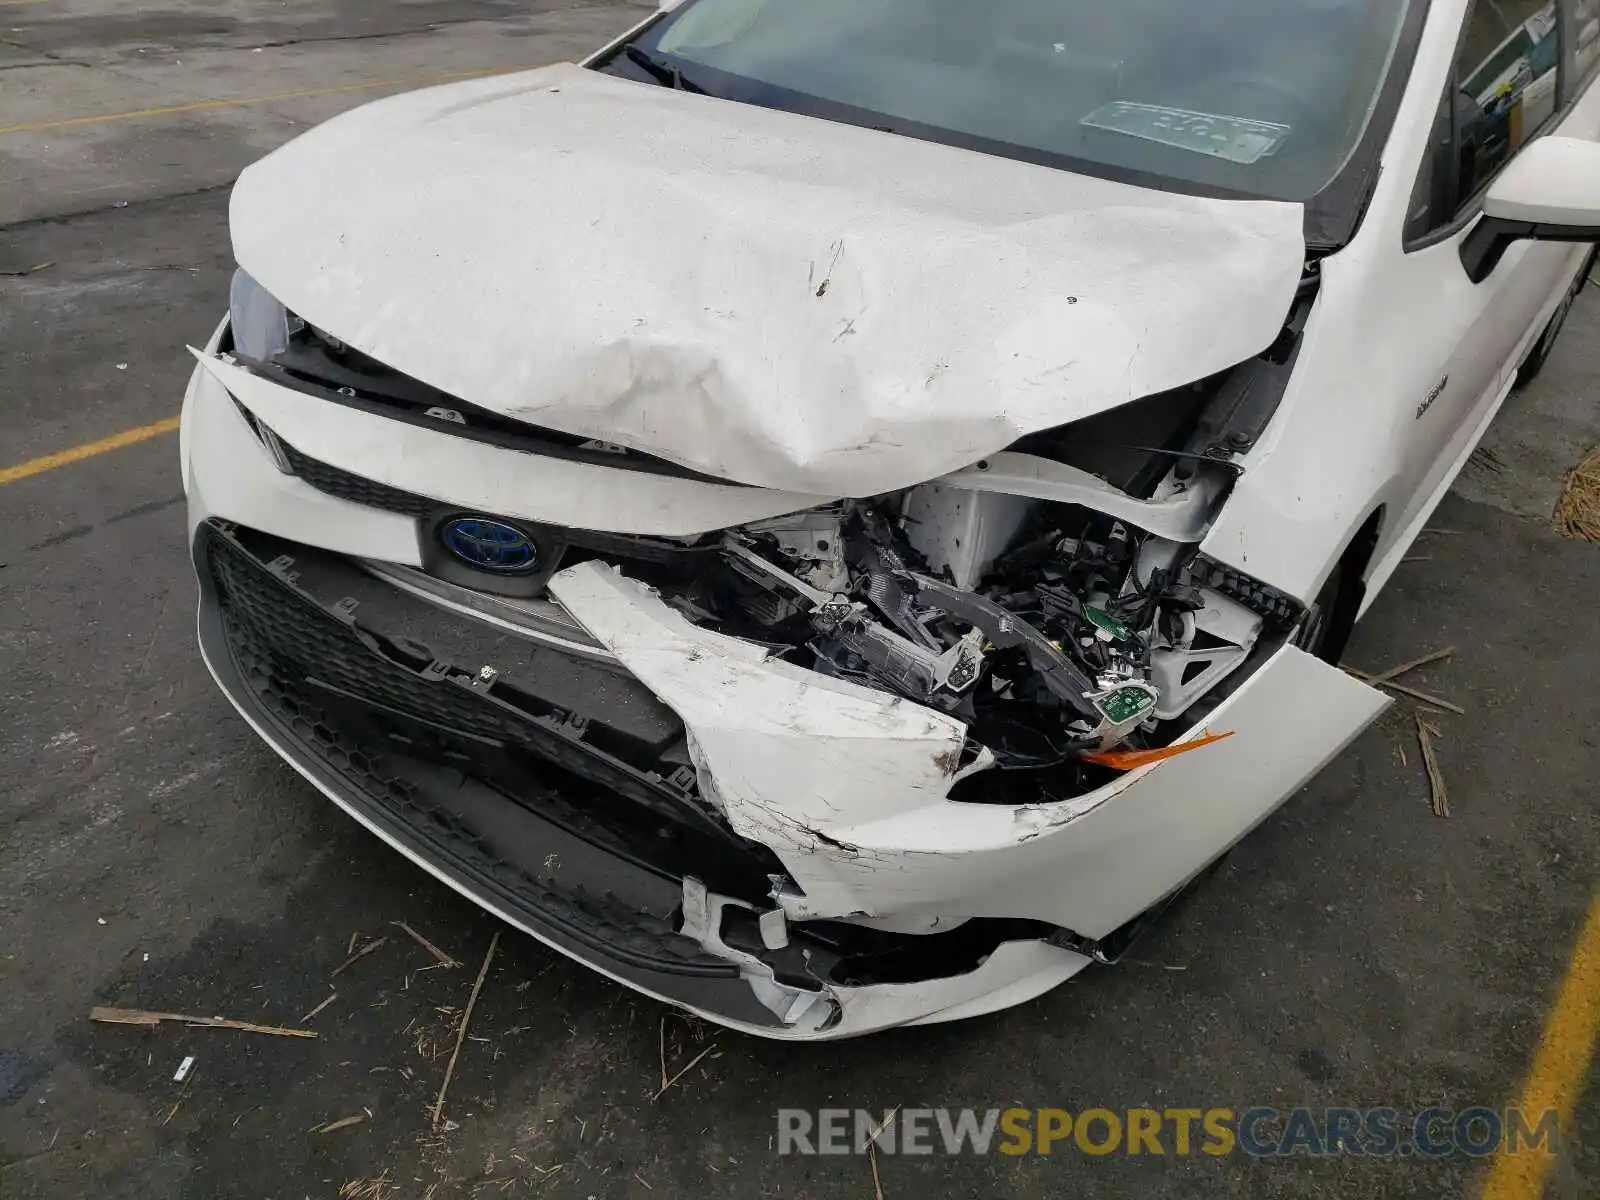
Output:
(210, 528), (510, 741)
(196, 521), (1053, 1003)
(225, 646), (718, 971)
(278, 439), (436, 519)
(200, 523), (782, 882)
(199, 554), (756, 983)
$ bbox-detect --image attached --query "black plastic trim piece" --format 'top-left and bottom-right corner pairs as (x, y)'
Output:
(196, 527), (796, 1027)
(278, 437), (436, 519)
(231, 353), (748, 488)
(203, 523), (749, 853)
(1460, 216), (1600, 283)
(1187, 281), (1317, 460)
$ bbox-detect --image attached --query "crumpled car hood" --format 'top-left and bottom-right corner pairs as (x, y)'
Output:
(231, 62), (1306, 496)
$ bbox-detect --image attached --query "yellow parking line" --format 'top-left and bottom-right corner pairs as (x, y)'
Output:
(0, 66), (515, 137)
(0, 416), (180, 485)
(1481, 893), (1600, 1200)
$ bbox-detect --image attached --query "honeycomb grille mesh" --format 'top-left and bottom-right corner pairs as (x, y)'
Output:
(277, 439), (437, 519)
(207, 533), (515, 744)
(203, 531), (715, 965)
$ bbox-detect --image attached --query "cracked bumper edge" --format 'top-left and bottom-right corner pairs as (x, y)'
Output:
(549, 561), (1393, 941)
(183, 362), (1094, 1038)
(193, 583), (1092, 1039)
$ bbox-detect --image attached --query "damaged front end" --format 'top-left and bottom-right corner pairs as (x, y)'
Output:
(187, 264), (1387, 1038)
(571, 474), (1291, 804)
(729, 485), (1282, 782)
(218, 267), (1308, 797)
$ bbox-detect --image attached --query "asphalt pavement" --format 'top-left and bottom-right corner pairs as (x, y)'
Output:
(1, 3), (1596, 1198)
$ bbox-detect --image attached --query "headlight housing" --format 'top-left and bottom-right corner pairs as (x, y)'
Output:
(228, 268), (300, 361)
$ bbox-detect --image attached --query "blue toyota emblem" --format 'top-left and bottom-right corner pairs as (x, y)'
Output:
(439, 517), (539, 574)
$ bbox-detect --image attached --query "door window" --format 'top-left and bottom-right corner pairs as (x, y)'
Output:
(1405, 1), (1563, 241)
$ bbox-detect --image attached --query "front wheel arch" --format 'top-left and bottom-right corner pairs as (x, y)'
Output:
(1306, 506), (1384, 665)
(1515, 246), (1597, 390)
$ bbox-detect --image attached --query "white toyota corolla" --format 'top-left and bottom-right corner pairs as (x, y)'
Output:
(181, 0), (1600, 1038)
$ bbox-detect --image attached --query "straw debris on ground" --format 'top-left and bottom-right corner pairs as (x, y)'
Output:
(331, 935), (389, 978)
(864, 1107), (900, 1200)
(339, 1175), (396, 1200)
(89, 1006), (316, 1039)
(1416, 713), (1450, 818)
(1554, 444), (1600, 540)
(313, 1111), (370, 1135)
(393, 921), (460, 968)
(1352, 648), (1460, 816)
(430, 931), (499, 1130)
(1347, 646), (1464, 713)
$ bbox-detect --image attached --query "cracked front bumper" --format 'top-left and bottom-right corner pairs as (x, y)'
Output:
(190, 523), (1089, 1038)
(546, 559), (1391, 940)
(182, 346), (1388, 1037)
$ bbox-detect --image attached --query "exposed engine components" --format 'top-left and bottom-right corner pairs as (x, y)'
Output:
(1146, 589), (1263, 721)
(1085, 680), (1161, 749)
(893, 572), (1100, 719)
(811, 605), (989, 701)
(701, 483), (1287, 773)
(529, 451), (1299, 793)
(741, 509), (850, 594)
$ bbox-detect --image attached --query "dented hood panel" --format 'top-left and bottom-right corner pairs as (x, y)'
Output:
(231, 63), (1307, 496)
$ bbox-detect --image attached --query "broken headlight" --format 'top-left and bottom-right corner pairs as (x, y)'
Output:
(227, 268), (302, 362)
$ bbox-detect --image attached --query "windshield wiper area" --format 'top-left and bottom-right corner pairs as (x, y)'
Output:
(622, 45), (708, 95)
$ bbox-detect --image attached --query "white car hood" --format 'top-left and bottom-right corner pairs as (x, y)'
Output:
(231, 63), (1306, 497)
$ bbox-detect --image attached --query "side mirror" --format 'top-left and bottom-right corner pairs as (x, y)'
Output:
(1462, 137), (1600, 282)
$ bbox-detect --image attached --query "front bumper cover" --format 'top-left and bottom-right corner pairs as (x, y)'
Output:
(182, 348), (1389, 1037)
(192, 516), (1092, 1039)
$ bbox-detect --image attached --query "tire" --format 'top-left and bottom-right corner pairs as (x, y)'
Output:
(1515, 247), (1598, 390)
(1296, 557), (1362, 665)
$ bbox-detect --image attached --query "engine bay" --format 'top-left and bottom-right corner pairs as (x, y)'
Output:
(584, 471), (1305, 801)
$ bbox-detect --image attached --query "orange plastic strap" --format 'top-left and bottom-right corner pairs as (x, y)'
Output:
(1080, 730), (1235, 771)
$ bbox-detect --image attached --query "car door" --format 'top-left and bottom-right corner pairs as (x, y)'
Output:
(1372, 0), (1600, 578)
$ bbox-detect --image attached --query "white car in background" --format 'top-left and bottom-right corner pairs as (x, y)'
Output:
(181, 0), (1600, 1038)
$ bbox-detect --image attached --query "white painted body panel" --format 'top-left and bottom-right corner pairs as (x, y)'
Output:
(1484, 135), (1600, 226)
(182, 325), (424, 564)
(230, 63), (1305, 497)
(197, 624), (1097, 1040)
(550, 560), (1389, 940)
(182, 0), (1600, 1036)
(1202, 0), (1600, 606)
(192, 352), (830, 537)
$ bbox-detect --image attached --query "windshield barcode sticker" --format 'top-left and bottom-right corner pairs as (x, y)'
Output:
(1081, 102), (1291, 165)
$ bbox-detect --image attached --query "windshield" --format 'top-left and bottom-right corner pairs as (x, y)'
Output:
(627, 0), (1415, 204)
